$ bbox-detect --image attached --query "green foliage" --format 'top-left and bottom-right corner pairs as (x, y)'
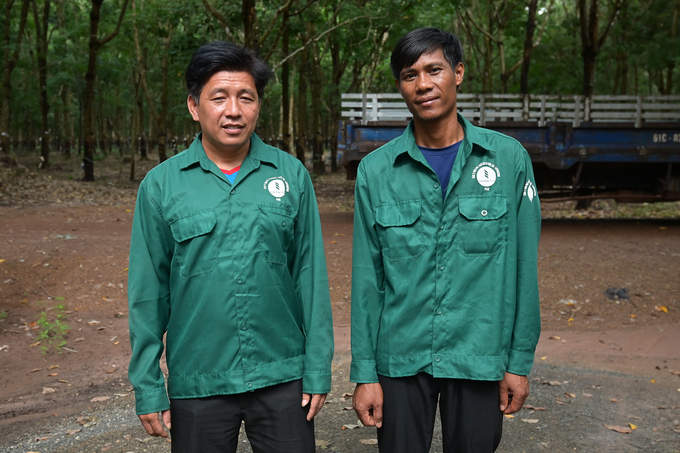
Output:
(35, 303), (69, 354)
(2, 0), (678, 166)
(0, 310), (7, 322)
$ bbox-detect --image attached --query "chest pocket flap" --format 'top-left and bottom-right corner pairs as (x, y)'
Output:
(374, 200), (424, 261)
(375, 200), (421, 227)
(459, 196), (507, 221)
(170, 210), (217, 242)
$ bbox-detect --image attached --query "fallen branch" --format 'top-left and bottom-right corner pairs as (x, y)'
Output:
(40, 284), (54, 299)
(1, 328), (22, 334)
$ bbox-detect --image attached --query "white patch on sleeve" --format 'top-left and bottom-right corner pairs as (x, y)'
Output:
(523, 181), (536, 202)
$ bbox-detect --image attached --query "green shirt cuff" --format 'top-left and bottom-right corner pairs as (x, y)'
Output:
(350, 359), (379, 383)
(135, 386), (170, 416)
(302, 372), (332, 394)
(506, 349), (535, 376)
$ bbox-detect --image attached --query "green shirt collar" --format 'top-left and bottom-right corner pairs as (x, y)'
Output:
(178, 133), (279, 172)
(390, 113), (479, 165)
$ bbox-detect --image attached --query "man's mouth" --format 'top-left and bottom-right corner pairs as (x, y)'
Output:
(222, 124), (245, 133)
(416, 97), (437, 106)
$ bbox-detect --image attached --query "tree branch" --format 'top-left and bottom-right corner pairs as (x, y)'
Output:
(597, 0), (623, 49)
(289, 0), (316, 17)
(463, 7), (500, 44)
(272, 14), (380, 71)
(201, 0), (237, 42)
(99, 0), (130, 47)
(258, 0), (297, 48)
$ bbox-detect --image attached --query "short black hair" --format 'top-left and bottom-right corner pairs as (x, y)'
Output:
(390, 28), (464, 80)
(186, 41), (273, 103)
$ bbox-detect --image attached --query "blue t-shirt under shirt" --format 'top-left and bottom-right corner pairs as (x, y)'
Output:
(221, 166), (240, 184)
(419, 141), (461, 200)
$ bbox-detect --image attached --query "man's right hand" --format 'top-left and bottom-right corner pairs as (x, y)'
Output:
(352, 382), (384, 428)
(139, 410), (171, 437)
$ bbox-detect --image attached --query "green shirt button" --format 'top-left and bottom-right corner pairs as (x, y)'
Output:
(481, 210), (488, 216)
(241, 324), (247, 331)
(281, 221), (286, 227)
(439, 265), (445, 271)
(440, 225), (445, 230)
(230, 189), (235, 195)
(434, 356), (441, 362)
(433, 183), (440, 189)
(246, 382), (253, 388)
(436, 308), (442, 315)
(237, 277), (244, 284)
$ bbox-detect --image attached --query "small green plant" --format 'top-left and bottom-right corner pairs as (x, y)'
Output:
(36, 303), (69, 354)
(0, 310), (7, 322)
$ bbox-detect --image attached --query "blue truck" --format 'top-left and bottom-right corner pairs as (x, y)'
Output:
(338, 93), (680, 202)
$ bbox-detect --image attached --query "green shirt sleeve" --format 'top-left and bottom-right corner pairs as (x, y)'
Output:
(507, 145), (542, 375)
(292, 170), (334, 394)
(350, 162), (385, 383)
(127, 181), (172, 415)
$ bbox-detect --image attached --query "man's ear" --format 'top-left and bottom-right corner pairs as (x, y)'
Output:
(455, 63), (465, 87)
(187, 95), (200, 121)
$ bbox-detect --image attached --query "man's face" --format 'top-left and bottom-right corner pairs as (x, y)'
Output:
(395, 48), (464, 123)
(187, 70), (261, 156)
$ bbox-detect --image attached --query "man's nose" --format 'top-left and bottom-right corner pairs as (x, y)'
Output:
(416, 73), (433, 91)
(223, 98), (240, 117)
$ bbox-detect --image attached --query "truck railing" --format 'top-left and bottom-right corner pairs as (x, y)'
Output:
(341, 93), (680, 127)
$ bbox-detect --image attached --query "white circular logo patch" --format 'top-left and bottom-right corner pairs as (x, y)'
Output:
(475, 166), (497, 188)
(267, 180), (286, 198)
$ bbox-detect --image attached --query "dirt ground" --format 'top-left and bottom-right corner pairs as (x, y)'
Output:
(0, 154), (679, 452)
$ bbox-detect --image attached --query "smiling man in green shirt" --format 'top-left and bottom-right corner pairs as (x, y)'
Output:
(351, 28), (541, 452)
(127, 41), (333, 452)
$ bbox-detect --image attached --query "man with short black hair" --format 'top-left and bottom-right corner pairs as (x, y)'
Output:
(128, 41), (333, 453)
(351, 28), (541, 452)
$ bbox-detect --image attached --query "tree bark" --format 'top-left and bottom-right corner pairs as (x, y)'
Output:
(82, 0), (129, 181)
(308, 23), (324, 175)
(1, 0), (30, 156)
(32, 0), (51, 168)
(242, 0), (257, 50)
(520, 0), (538, 94)
(280, 14), (291, 154)
(295, 39), (309, 165)
(579, 0), (622, 96)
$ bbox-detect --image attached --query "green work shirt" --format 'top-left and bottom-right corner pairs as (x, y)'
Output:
(128, 134), (334, 415)
(350, 115), (541, 384)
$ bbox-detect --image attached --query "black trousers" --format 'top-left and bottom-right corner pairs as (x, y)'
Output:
(377, 373), (503, 453)
(169, 380), (315, 453)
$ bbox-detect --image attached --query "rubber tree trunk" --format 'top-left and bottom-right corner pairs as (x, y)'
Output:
(82, 0), (128, 181)
(520, 0), (538, 94)
(33, 0), (50, 169)
(1, 0), (30, 156)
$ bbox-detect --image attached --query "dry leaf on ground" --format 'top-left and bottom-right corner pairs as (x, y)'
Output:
(360, 439), (378, 445)
(524, 405), (546, 411)
(604, 424), (633, 434)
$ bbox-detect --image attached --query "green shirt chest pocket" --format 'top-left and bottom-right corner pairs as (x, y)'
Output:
(170, 210), (219, 278)
(375, 200), (424, 261)
(455, 196), (508, 256)
(257, 204), (297, 266)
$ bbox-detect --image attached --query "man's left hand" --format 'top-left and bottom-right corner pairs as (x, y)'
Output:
(302, 393), (327, 421)
(499, 372), (529, 414)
